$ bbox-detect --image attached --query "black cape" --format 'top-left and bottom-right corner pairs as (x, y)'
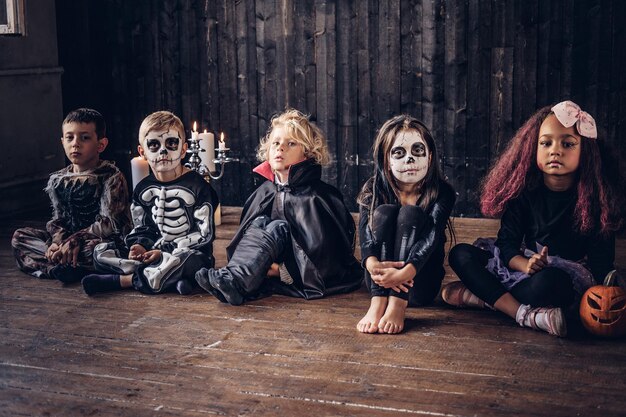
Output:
(227, 159), (363, 299)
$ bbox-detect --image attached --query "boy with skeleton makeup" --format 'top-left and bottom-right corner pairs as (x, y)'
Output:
(12, 108), (131, 283)
(82, 111), (219, 295)
(357, 115), (456, 334)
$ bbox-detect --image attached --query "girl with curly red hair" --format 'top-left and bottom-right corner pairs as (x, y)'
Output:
(442, 101), (625, 337)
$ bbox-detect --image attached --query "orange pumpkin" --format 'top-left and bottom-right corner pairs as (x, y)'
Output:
(579, 270), (626, 338)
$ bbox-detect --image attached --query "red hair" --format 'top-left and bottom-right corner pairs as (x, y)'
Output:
(481, 105), (625, 235)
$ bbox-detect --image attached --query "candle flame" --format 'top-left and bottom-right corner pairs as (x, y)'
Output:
(220, 132), (225, 142)
(193, 121), (197, 132)
(204, 129), (208, 134)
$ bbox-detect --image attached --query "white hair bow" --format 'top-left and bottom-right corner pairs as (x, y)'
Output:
(551, 100), (598, 139)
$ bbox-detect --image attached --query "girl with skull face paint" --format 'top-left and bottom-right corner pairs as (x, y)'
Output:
(357, 115), (456, 334)
(443, 101), (625, 337)
(81, 111), (219, 296)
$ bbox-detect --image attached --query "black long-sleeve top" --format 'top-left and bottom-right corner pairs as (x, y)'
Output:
(495, 183), (615, 283)
(359, 180), (456, 275)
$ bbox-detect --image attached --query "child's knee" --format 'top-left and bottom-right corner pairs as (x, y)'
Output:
(265, 219), (290, 241)
(372, 205), (399, 243)
(250, 215), (271, 229)
(374, 204), (400, 218)
(11, 228), (42, 251)
(372, 204), (400, 228)
(537, 267), (570, 288)
(10, 229), (23, 249)
(397, 205), (427, 228)
(532, 268), (575, 306)
(448, 243), (474, 270)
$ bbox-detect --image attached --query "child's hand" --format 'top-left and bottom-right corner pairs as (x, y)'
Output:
(267, 263), (280, 277)
(45, 243), (60, 262)
(142, 249), (162, 264)
(365, 257), (404, 275)
(391, 279), (414, 294)
(53, 239), (81, 267)
(128, 244), (147, 261)
(526, 246), (548, 275)
(371, 263), (416, 293)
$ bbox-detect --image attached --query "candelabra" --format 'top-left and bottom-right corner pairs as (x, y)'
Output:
(185, 136), (238, 180)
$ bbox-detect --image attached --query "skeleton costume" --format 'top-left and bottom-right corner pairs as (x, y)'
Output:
(94, 170), (218, 294)
(12, 161), (132, 278)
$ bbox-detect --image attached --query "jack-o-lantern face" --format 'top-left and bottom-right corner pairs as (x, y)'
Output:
(580, 271), (626, 338)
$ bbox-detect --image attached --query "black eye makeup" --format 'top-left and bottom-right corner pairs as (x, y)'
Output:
(412, 142), (426, 157)
(146, 137), (180, 152)
(165, 137), (180, 151)
(390, 147), (407, 159)
(147, 139), (162, 152)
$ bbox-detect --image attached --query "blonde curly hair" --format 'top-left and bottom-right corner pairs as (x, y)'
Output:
(257, 109), (330, 165)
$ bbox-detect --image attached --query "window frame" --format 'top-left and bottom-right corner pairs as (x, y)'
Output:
(0, 0), (25, 35)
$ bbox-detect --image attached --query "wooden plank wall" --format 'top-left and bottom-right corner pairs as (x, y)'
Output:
(56, 0), (626, 214)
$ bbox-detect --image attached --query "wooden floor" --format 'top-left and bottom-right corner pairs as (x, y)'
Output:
(2, 207), (626, 417)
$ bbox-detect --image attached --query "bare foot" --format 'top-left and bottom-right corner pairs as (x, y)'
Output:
(357, 296), (388, 333)
(378, 296), (408, 334)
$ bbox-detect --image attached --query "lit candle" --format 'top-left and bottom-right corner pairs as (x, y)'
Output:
(130, 156), (150, 189)
(198, 129), (215, 172)
(191, 121), (198, 140)
(218, 132), (227, 151)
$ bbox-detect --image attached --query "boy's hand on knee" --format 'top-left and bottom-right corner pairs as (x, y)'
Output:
(128, 244), (147, 261)
(142, 249), (162, 264)
(50, 249), (63, 264)
(46, 243), (60, 262)
(56, 239), (81, 266)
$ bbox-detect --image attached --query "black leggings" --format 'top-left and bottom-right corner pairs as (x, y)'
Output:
(448, 243), (575, 308)
(365, 204), (445, 307)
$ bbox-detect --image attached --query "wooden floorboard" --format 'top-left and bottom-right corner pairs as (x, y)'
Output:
(1, 207), (625, 417)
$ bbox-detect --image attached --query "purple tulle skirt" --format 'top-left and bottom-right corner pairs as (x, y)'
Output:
(473, 238), (596, 295)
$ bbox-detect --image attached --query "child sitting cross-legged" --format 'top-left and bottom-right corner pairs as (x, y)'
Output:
(81, 111), (219, 296)
(442, 101), (626, 337)
(12, 108), (131, 284)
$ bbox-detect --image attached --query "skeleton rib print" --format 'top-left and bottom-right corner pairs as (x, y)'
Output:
(140, 185), (196, 242)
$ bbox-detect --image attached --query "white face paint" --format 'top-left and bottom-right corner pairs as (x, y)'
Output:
(142, 128), (184, 175)
(389, 130), (430, 185)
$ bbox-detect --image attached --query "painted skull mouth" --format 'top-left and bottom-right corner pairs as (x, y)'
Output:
(590, 313), (620, 325)
(398, 166), (425, 173)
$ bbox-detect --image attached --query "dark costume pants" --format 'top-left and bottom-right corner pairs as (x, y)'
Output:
(12, 227), (98, 279)
(448, 243), (575, 308)
(365, 205), (443, 307)
(196, 216), (291, 304)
